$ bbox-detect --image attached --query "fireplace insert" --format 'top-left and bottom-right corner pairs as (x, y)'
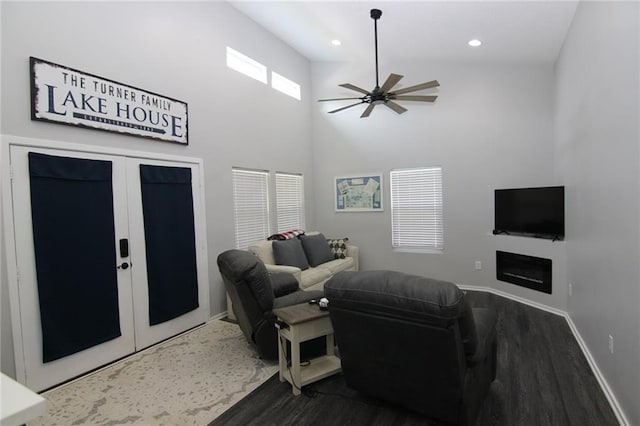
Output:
(496, 251), (552, 294)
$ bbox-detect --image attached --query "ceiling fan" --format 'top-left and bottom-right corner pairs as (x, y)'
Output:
(318, 8), (439, 118)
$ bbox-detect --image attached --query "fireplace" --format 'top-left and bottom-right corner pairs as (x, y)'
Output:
(496, 251), (552, 294)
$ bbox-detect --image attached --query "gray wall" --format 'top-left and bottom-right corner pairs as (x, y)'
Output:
(1, 1), (313, 377)
(554, 1), (639, 424)
(2, 3), (638, 423)
(310, 60), (566, 309)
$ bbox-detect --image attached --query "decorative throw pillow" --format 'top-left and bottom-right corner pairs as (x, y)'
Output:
(267, 229), (305, 241)
(272, 238), (309, 270)
(300, 233), (334, 267)
(327, 237), (349, 259)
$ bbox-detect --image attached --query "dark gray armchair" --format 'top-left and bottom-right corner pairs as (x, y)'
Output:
(325, 270), (497, 425)
(217, 249), (324, 360)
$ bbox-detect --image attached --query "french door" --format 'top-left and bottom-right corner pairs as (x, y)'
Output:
(125, 158), (208, 350)
(7, 141), (208, 391)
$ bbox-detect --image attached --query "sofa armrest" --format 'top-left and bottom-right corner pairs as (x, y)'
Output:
(346, 244), (359, 271)
(264, 263), (302, 285)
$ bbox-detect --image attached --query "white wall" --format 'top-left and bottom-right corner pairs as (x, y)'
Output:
(1, 1), (313, 377)
(310, 60), (566, 308)
(554, 2), (639, 424)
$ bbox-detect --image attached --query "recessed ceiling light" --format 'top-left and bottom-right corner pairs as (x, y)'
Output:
(468, 39), (482, 47)
(331, 39), (342, 46)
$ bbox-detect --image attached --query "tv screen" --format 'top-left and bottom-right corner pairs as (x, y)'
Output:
(494, 186), (564, 240)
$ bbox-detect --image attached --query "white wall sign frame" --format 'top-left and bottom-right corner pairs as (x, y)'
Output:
(335, 174), (383, 212)
(30, 57), (189, 145)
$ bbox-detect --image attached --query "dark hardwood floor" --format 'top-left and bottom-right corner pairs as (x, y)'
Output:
(211, 291), (619, 426)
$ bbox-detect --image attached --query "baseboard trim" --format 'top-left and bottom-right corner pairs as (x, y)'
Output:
(459, 285), (629, 426)
(208, 311), (228, 322)
(459, 285), (566, 317)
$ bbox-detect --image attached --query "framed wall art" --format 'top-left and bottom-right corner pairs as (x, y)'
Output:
(335, 174), (383, 212)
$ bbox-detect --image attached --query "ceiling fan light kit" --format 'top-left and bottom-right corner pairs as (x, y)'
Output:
(318, 8), (439, 118)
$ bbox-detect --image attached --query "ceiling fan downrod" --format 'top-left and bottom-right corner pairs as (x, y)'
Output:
(371, 8), (382, 91)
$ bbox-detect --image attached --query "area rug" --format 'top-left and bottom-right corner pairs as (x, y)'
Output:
(31, 320), (278, 425)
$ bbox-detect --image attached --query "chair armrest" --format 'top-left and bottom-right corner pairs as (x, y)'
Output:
(270, 272), (300, 297)
(264, 264), (302, 285)
(346, 244), (359, 271)
(273, 290), (324, 309)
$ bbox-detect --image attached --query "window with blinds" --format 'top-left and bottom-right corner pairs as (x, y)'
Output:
(390, 167), (444, 252)
(232, 168), (270, 249)
(275, 172), (305, 232)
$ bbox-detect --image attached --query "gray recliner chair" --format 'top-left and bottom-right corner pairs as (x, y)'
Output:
(325, 270), (497, 426)
(217, 249), (324, 360)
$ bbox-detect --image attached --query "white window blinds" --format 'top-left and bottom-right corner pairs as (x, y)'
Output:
(390, 167), (444, 251)
(275, 172), (305, 232)
(232, 168), (270, 249)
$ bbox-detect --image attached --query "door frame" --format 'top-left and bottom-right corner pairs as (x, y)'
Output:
(2, 135), (210, 386)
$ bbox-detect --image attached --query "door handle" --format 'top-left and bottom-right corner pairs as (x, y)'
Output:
(119, 239), (129, 258)
(117, 262), (130, 270)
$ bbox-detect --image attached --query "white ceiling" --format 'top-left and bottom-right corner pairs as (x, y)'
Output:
(229, 1), (579, 64)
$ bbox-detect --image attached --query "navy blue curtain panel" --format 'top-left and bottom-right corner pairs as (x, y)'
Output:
(140, 165), (199, 326)
(28, 152), (121, 363)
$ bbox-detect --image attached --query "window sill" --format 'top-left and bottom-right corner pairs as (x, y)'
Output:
(392, 247), (443, 254)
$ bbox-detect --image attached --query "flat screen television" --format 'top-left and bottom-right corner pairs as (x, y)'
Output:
(494, 186), (564, 240)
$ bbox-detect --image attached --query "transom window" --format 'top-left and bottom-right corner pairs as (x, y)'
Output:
(226, 47), (267, 84)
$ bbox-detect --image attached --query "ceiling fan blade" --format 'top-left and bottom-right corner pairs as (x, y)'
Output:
(391, 80), (440, 95)
(379, 73), (403, 93)
(384, 100), (408, 115)
(328, 101), (365, 114)
(339, 83), (371, 95)
(360, 104), (375, 118)
(318, 97), (365, 102)
(391, 95), (437, 102)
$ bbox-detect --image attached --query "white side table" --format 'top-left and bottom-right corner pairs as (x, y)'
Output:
(273, 303), (341, 396)
(1, 373), (47, 426)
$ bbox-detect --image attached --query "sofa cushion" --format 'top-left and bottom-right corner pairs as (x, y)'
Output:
(327, 237), (349, 259)
(300, 267), (332, 289)
(273, 238), (309, 270)
(300, 233), (335, 267)
(248, 240), (275, 265)
(319, 257), (354, 274)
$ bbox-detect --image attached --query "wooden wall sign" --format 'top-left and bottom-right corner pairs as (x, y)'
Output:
(30, 57), (189, 145)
